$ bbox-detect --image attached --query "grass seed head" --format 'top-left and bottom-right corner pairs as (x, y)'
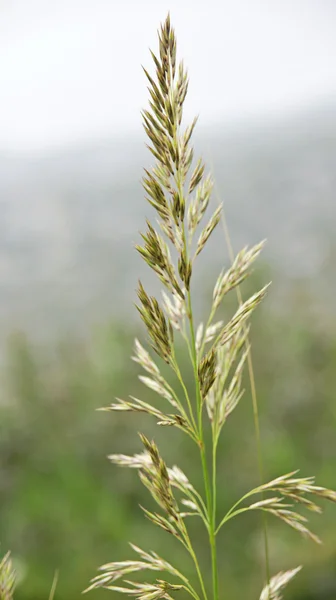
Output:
(0, 553), (16, 600)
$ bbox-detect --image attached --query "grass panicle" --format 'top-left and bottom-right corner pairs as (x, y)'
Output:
(87, 13), (336, 600)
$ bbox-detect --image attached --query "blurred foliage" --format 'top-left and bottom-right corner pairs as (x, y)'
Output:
(0, 268), (335, 600)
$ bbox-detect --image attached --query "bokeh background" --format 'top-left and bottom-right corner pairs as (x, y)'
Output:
(0, 1), (335, 599)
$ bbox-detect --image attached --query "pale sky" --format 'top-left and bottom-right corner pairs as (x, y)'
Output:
(1, 0), (336, 153)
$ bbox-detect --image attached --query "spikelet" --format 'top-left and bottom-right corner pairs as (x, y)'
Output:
(0, 553), (16, 600)
(259, 567), (302, 600)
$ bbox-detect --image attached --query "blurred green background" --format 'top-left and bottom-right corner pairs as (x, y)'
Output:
(0, 265), (335, 600)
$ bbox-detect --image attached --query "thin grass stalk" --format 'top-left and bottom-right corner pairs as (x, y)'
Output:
(185, 285), (218, 600)
(211, 173), (271, 597)
(48, 571), (59, 600)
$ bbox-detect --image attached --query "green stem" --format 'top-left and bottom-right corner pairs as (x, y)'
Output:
(180, 486), (210, 530)
(181, 320), (196, 365)
(204, 158), (271, 595)
(48, 571), (59, 600)
(170, 563), (202, 600)
(217, 506), (253, 528)
(180, 522), (209, 600)
(174, 137), (218, 598)
(199, 305), (217, 358)
(167, 382), (198, 437)
(187, 543), (209, 600)
(187, 288), (218, 600)
(171, 353), (198, 433)
(219, 206), (271, 594)
(210, 434), (219, 600)
(216, 492), (253, 534)
(180, 584), (202, 600)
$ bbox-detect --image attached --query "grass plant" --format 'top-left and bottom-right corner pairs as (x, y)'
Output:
(1, 13), (332, 600)
(86, 13), (336, 600)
